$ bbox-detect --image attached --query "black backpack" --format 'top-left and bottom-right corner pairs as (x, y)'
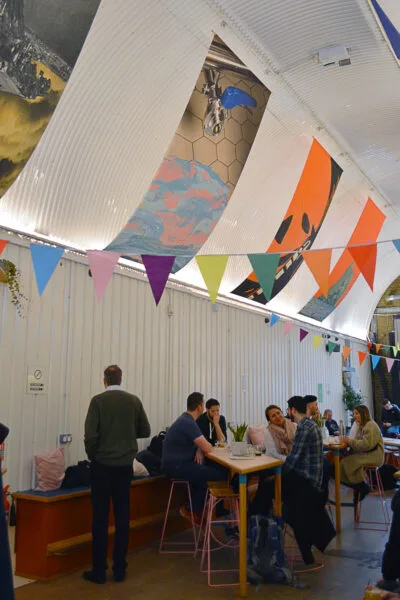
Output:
(148, 430), (166, 458)
(61, 460), (91, 489)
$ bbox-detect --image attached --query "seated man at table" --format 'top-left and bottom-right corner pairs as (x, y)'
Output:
(381, 399), (400, 438)
(323, 409), (340, 436)
(304, 394), (319, 419)
(161, 392), (227, 523)
(196, 398), (227, 446)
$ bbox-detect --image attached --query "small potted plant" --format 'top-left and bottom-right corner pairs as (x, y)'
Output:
(228, 423), (248, 456)
(0, 259), (26, 316)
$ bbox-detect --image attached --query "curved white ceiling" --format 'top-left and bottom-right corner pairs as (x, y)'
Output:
(1, 0), (400, 339)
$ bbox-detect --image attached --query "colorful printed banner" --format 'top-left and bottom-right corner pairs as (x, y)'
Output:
(371, 355), (380, 370)
(270, 313), (280, 327)
(142, 255), (175, 305)
(30, 244), (64, 296)
(87, 250), (120, 301)
(300, 328), (309, 342)
(196, 255), (228, 304)
(0, 240), (8, 256)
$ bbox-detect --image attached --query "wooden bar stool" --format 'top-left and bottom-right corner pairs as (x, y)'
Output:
(159, 480), (198, 555)
(355, 466), (391, 531)
(199, 484), (240, 588)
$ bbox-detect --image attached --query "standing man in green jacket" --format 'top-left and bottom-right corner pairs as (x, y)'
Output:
(84, 365), (151, 584)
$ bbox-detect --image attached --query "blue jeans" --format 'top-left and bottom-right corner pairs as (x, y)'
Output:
(382, 425), (400, 438)
(163, 460), (228, 512)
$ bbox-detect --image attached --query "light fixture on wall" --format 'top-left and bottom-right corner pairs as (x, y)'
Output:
(386, 294), (400, 302)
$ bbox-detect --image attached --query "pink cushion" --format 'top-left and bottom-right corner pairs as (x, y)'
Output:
(35, 448), (65, 492)
(248, 425), (266, 449)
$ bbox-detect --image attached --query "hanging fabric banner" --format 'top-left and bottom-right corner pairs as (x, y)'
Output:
(358, 351), (367, 366)
(348, 244), (377, 291)
(393, 240), (400, 254)
(386, 357), (395, 373)
(300, 328), (309, 342)
(284, 321), (294, 335)
(30, 244), (64, 296)
(302, 249), (332, 297)
(270, 313), (280, 327)
(375, 344), (381, 354)
(313, 335), (323, 349)
(371, 355), (380, 370)
(141, 255), (175, 305)
(196, 255), (228, 304)
(343, 347), (352, 361)
(0, 240), (8, 256)
(87, 250), (120, 301)
(393, 347), (398, 357)
(248, 254), (281, 302)
(368, 342), (373, 351)
(327, 341), (337, 355)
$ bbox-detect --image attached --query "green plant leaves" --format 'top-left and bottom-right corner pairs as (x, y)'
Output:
(228, 423), (248, 442)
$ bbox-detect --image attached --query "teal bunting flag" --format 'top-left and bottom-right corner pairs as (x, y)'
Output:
(248, 253), (280, 302)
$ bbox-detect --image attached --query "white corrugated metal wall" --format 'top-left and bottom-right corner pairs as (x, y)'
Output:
(0, 239), (371, 491)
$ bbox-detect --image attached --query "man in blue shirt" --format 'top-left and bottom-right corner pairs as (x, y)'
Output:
(162, 392), (227, 522)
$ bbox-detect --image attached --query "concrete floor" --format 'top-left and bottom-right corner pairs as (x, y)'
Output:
(14, 491), (391, 600)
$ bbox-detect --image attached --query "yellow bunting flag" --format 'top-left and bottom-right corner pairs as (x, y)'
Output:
(343, 347), (352, 361)
(358, 351), (367, 366)
(196, 255), (229, 304)
(302, 249), (332, 297)
(313, 335), (323, 349)
(375, 344), (381, 354)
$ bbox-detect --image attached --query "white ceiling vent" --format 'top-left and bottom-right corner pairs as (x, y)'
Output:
(317, 44), (351, 66)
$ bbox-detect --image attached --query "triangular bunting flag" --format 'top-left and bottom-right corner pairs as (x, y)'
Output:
(393, 347), (398, 357)
(300, 328), (309, 342)
(358, 351), (367, 366)
(375, 344), (381, 354)
(270, 313), (280, 327)
(87, 250), (120, 301)
(284, 321), (294, 335)
(343, 347), (352, 361)
(327, 341), (336, 355)
(302, 249), (332, 297)
(0, 240), (8, 255)
(248, 254), (281, 302)
(367, 342), (373, 351)
(30, 244), (64, 296)
(141, 255), (175, 305)
(196, 255), (228, 304)
(386, 358), (395, 373)
(393, 239), (400, 254)
(348, 244), (377, 291)
(313, 335), (322, 349)
(371, 355), (380, 371)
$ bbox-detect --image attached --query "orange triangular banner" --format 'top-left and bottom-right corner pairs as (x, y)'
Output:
(302, 249), (332, 297)
(358, 351), (367, 366)
(343, 347), (352, 360)
(0, 240), (7, 256)
(348, 244), (377, 291)
(375, 344), (381, 354)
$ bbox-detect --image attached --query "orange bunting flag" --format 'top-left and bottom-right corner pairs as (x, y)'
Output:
(0, 240), (8, 256)
(302, 248), (332, 297)
(375, 344), (381, 354)
(343, 347), (352, 361)
(367, 342), (373, 351)
(358, 351), (367, 366)
(348, 244), (377, 291)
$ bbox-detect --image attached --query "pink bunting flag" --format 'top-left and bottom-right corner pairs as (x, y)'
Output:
(299, 328), (309, 342)
(142, 255), (175, 305)
(386, 357), (395, 373)
(87, 250), (120, 301)
(284, 321), (294, 335)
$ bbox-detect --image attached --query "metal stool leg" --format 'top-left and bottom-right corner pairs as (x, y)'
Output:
(159, 480), (198, 554)
(355, 467), (391, 531)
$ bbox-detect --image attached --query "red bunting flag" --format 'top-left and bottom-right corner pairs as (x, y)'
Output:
(367, 342), (373, 351)
(358, 351), (367, 366)
(302, 249), (332, 297)
(348, 244), (377, 291)
(0, 240), (8, 256)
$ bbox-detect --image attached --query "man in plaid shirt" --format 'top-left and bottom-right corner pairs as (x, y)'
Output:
(284, 395), (323, 491)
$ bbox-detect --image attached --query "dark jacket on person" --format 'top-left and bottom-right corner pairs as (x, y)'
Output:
(325, 419), (339, 436)
(84, 388), (151, 466)
(0, 423), (9, 445)
(196, 412), (227, 445)
(381, 404), (400, 425)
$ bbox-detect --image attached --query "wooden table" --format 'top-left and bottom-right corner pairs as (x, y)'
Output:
(324, 440), (347, 533)
(208, 449), (283, 598)
(383, 436), (400, 449)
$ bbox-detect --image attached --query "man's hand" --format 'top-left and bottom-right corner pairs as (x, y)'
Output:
(334, 431), (340, 436)
(194, 448), (204, 464)
(384, 422), (392, 427)
(212, 412), (220, 425)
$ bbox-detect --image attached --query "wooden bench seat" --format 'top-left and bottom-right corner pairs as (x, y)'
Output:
(14, 475), (188, 580)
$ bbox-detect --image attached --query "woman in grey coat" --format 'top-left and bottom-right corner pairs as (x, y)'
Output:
(339, 405), (384, 505)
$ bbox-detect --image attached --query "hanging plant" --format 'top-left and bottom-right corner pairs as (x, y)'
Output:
(0, 259), (26, 316)
(342, 382), (364, 413)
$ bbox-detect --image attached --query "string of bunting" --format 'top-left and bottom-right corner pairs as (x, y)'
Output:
(1, 237), (400, 307)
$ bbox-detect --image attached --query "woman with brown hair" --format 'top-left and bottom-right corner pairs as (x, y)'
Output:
(340, 405), (384, 504)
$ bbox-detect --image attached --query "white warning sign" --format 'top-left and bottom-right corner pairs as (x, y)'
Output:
(27, 366), (47, 395)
